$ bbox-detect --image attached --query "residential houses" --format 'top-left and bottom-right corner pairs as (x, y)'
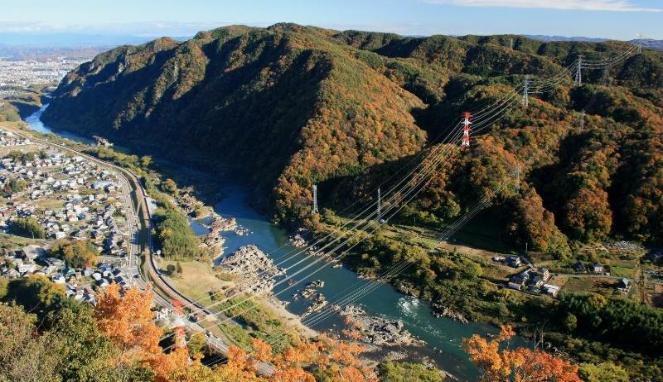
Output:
(1, 130), (131, 256)
(508, 267), (554, 296)
(1, 244), (132, 306)
(0, 128), (136, 306)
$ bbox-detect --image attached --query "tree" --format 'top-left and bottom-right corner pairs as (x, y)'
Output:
(508, 187), (570, 259)
(463, 325), (581, 382)
(162, 178), (178, 194)
(0, 277), (8, 299)
(154, 207), (201, 259)
(6, 275), (65, 314)
(378, 361), (445, 382)
(94, 284), (163, 365)
(50, 240), (99, 268)
(563, 312), (577, 333)
(563, 186), (612, 242)
(274, 335), (377, 382)
(94, 284), (199, 382)
(0, 304), (61, 382)
(212, 335), (378, 382)
(187, 332), (207, 358)
(6, 150), (35, 164)
(579, 362), (629, 382)
(140, 155), (153, 168)
(215, 346), (262, 382)
(558, 293), (663, 355)
(8, 216), (46, 239)
(2, 177), (27, 196)
(47, 300), (126, 381)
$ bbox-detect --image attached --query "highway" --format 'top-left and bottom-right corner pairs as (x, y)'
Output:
(7, 127), (275, 376)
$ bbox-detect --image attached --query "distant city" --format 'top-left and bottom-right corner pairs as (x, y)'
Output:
(0, 57), (86, 99)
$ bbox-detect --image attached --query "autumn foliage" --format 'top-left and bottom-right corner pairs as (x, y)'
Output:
(94, 284), (197, 382)
(215, 336), (377, 382)
(463, 326), (581, 382)
(93, 285), (377, 382)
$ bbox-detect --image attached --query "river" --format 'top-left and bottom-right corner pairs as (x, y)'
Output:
(26, 106), (510, 381)
(25, 104), (94, 144)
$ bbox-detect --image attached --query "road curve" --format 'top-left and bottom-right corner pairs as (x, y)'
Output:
(7, 126), (275, 376)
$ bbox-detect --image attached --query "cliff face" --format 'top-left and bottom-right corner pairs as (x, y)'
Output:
(43, 24), (662, 244)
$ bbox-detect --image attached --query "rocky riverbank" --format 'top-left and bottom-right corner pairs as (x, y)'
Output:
(216, 245), (285, 295)
(293, 280), (329, 317)
(339, 305), (423, 347)
(431, 300), (468, 323)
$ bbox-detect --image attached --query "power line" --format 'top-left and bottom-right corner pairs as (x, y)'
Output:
(161, 46), (640, 348)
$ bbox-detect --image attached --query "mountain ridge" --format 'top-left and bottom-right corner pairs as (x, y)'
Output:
(42, 23), (662, 244)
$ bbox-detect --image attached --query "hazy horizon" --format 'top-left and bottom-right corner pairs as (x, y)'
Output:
(2, 0), (662, 48)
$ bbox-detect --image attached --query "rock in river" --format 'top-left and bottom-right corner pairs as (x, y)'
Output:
(216, 244), (285, 295)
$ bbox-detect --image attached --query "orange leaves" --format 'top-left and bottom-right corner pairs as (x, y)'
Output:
(216, 346), (263, 382)
(153, 346), (192, 382)
(463, 325), (581, 382)
(272, 368), (316, 382)
(94, 283), (162, 359)
(498, 324), (516, 340)
(228, 346), (251, 370)
(252, 338), (273, 363)
(94, 287), (376, 382)
(94, 285), (199, 382)
(509, 186), (571, 258)
(510, 348), (582, 382)
(213, 335), (377, 382)
(325, 337), (366, 368)
(563, 185), (612, 242)
(463, 333), (506, 378)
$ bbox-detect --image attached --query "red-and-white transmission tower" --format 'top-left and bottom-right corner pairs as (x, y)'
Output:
(461, 112), (472, 149)
(171, 299), (187, 350)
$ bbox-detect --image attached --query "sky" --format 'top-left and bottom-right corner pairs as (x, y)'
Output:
(1, 0), (662, 45)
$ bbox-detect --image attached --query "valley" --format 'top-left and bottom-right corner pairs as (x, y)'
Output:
(1, 20), (662, 382)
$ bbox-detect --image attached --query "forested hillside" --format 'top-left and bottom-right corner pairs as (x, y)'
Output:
(43, 24), (662, 247)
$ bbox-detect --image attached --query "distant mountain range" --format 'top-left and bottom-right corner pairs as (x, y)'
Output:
(0, 32), (155, 47)
(0, 45), (106, 60)
(632, 39), (663, 51)
(1, 30), (660, 58)
(526, 35), (607, 43)
(527, 35), (663, 51)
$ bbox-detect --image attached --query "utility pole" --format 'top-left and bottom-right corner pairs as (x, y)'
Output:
(171, 299), (186, 349)
(522, 75), (529, 108)
(312, 184), (319, 215)
(579, 110), (585, 132)
(602, 63), (611, 85)
(575, 55), (583, 86)
(376, 187), (382, 222)
(461, 112), (472, 149)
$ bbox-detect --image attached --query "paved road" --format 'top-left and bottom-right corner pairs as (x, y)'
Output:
(6, 127), (275, 376)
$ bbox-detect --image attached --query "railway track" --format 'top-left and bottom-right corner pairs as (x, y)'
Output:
(7, 127), (275, 376)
